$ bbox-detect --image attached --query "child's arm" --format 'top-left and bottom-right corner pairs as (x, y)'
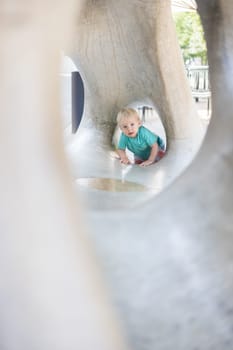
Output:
(116, 149), (131, 164)
(139, 143), (158, 167)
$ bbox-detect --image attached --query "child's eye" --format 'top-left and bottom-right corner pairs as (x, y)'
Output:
(131, 123), (134, 126)
(123, 125), (127, 129)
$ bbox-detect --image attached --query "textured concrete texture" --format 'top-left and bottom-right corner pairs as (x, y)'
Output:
(1, 1), (233, 350)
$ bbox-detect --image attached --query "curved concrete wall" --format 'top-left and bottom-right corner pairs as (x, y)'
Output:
(71, 0), (203, 146)
(88, 1), (233, 349)
(0, 1), (127, 350)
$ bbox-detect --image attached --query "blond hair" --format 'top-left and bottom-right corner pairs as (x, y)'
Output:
(116, 107), (140, 125)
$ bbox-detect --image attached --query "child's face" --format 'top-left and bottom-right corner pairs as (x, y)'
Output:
(119, 115), (141, 138)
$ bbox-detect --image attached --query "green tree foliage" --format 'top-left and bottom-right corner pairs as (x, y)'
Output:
(173, 12), (207, 65)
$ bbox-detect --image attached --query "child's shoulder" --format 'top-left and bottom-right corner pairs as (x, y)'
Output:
(139, 125), (155, 135)
(139, 125), (149, 132)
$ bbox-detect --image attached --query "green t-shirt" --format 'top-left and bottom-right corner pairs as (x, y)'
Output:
(118, 126), (165, 160)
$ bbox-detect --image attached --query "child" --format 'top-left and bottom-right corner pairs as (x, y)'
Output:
(116, 107), (165, 167)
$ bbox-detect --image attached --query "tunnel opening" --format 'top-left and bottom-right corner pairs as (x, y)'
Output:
(60, 54), (85, 135)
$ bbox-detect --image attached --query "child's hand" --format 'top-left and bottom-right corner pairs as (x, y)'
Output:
(139, 160), (153, 167)
(120, 157), (131, 165)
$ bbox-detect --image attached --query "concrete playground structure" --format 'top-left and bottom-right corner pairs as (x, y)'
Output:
(1, 1), (233, 350)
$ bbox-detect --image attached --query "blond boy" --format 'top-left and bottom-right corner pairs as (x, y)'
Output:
(116, 108), (165, 167)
